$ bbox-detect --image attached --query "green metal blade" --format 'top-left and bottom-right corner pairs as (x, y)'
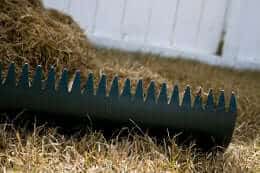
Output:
(0, 63), (237, 149)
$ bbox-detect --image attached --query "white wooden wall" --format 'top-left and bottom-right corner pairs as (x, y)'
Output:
(43, 0), (260, 69)
(223, 0), (260, 68)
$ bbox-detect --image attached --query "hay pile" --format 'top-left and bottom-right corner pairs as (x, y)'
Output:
(0, 0), (166, 87)
(0, 0), (96, 75)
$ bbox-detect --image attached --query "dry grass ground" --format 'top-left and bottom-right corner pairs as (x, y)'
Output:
(0, 0), (260, 172)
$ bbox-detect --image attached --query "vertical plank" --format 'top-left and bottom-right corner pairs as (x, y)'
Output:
(79, 0), (98, 32)
(222, 0), (242, 58)
(237, 0), (260, 62)
(67, 0), (82, 24)
(94, 0), (126, 39)
(196, 0), (228, 54)
(121, 0), (151, 42)
(66, 0), (98, 33)
(146, 0), (179, 46)
(172, 0), (204, 49)
(43, 0), (67, 12)
(62, 0), (71, 13)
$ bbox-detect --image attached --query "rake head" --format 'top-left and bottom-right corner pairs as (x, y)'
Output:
(0, 63), (237, 149)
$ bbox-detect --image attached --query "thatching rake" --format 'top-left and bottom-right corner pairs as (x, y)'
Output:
(0, 63), (237, 149)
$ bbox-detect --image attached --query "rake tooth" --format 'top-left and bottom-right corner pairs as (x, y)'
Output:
(17, 63), (29, 89)
(71, 70), (81, 95)
(4, 63), (16, 87)
(134, 79), (144, 102)
(145, 81), (156, 104)
(205, 89), (214, 111)
(57, 68), (69, 94)
(0, 63), (2, 84)
(181, 86), (192, 111)
(170, 85), (180, 110)
(83, 73), (94, 96)
(97, 74), (106, 97)
(109, 76), (119, 99)
(193, 88), (203, 111)
(158, 83), (168, 104)
(46, 66), (55, 92)
(120, 78), (131, 101)
(217, 90), (225, 112)
(229, 92), (237, 113)
(32, 65), (43, 90)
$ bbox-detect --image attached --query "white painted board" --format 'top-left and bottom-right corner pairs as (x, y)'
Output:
(237, 0), (260, 62)
(172, 0), (204, 50)
(121, 0), (151, 42)
(196, 0), (228, 54)
(145, 0), (179, 46)
(222, 0), (242, 59)
(75, 0), (97, 32)
(43, 0), (68, 12)
(94, 0), (126, 39)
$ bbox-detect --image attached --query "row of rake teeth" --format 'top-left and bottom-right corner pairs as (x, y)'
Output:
(0, 63), (237, 112)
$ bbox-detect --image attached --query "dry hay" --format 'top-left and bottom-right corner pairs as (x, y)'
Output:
(0, 124), (259, 172)
(0, 0), (96, 76)
(0, 0), (165, 88)
(0, 0), (260, 172)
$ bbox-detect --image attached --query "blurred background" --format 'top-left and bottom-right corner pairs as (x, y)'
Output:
(43, 0), (260, 69)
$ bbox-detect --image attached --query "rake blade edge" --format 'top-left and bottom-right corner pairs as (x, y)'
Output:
(0, 63), (237, 149)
